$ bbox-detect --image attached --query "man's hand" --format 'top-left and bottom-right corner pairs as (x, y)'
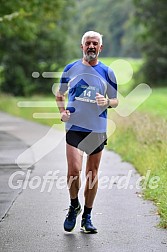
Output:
(95, 93), (108, 106)
(61, 110), (70, 122)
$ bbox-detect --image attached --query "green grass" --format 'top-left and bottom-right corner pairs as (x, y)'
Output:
(0, 57), (167, 228)
(0, 94), (63, 131)
(107, 87), (167, 228)
(138, 87), (167, 119)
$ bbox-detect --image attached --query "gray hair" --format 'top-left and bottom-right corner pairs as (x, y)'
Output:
(81, 31), (103, 46)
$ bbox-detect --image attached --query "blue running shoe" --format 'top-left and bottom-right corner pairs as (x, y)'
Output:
(64, 204), (82, 232)
(80, 214), (98, 233)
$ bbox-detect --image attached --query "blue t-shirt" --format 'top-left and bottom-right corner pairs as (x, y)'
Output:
(59, 59), (117, 133)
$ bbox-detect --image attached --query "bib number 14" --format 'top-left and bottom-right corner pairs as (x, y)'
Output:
(83, 90), (91, 97)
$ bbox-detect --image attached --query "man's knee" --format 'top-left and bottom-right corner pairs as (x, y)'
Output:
(68, 167), (81, 178)
(86, 169), (98, 183)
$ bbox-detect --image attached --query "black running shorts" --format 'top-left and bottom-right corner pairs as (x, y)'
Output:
(66, 130), (107, 155)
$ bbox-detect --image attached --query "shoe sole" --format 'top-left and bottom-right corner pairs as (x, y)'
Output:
(80, 226), (98, 234)
(64, 208), (82, 232)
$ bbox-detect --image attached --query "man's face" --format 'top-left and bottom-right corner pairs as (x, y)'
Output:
(81, 36), (103, 62)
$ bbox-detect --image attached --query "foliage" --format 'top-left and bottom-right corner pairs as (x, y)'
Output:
(0, 0), (75, 96)
(70, 0), (141, 58)
(1, 0), (167, 96)
(133, 0), (167, 86)
(70, 0), (167, 87)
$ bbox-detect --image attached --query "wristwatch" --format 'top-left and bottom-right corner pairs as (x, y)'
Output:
(107, 98), (112, 108)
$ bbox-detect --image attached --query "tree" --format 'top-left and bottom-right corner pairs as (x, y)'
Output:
(68, 0), (140, 58)
(133, 0), (167, 86)
(0, 0), (75, 95)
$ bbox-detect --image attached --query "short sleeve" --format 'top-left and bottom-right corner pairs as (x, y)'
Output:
(107, 68), (117, 98)
(58, 67), (70, 94)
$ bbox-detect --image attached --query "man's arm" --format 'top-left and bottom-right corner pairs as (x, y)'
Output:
(55, 91), (70, 122)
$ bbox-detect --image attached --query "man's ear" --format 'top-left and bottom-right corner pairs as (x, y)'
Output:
(80, 44), (83, 50)
(99, 45), (103, 52)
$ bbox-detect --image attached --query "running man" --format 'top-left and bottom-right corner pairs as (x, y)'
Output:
(56, 31), (118, 233)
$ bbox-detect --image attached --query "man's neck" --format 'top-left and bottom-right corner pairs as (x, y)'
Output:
(82, 58), (99, 66)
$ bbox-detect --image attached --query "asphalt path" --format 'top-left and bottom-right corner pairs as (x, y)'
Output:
(0, 111), (166, 252)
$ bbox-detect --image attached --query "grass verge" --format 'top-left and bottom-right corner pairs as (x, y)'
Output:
(0, 94), (63, 130)
(107, 110), (167, 228)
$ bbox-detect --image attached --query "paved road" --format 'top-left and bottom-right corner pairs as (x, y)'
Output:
(0, 111), (166, 252)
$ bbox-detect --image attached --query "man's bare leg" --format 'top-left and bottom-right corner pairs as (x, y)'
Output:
(84, 151), (102, 208)
(80, 151), (102, 233)
(66, 143), (83, 199)
(64, 144), (83, 232)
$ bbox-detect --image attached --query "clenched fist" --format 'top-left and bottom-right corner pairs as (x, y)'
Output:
(95, 93), (108, 106)
(61, 110), (70, 122)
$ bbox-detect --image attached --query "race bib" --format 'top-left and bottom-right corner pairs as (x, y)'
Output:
(75, 85), (99, 103)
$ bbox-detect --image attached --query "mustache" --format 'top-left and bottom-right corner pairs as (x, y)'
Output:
(87, 48), (96, 53)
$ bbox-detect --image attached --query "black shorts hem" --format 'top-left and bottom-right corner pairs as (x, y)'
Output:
(66, 130), (107, 155)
